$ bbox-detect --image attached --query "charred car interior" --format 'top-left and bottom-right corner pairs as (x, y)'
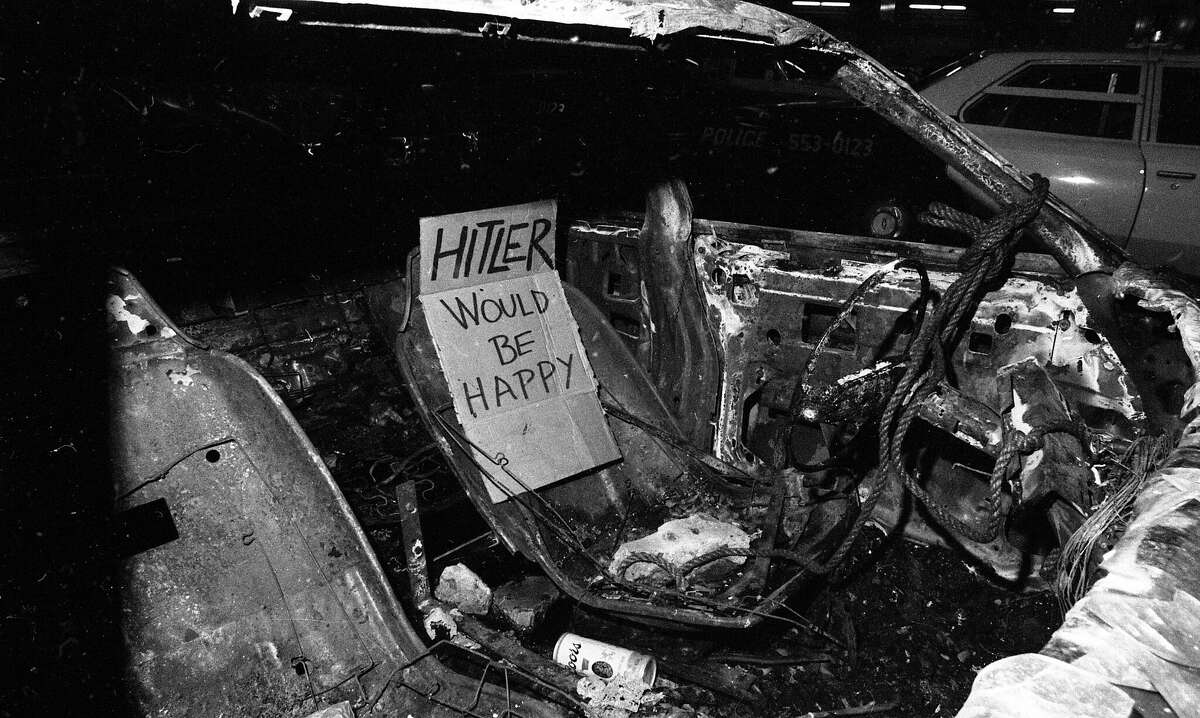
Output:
(5, 1), (1200, 717)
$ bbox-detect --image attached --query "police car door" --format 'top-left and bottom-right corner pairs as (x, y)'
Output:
(1129, 60), (1200, 269)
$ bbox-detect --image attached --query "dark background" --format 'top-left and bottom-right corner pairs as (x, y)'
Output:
(777, 0), (1198, 74)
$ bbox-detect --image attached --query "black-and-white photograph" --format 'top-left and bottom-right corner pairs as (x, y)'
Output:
(2, 1), (1199, 716)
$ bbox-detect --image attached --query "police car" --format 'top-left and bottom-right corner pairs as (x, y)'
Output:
(922, 49), (1200, 269)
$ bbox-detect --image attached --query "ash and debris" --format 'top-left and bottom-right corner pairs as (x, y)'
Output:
(494, 575), (562, 632)
(577, 673), (665, 718)
(277, 343), (1059, 718)
(435, 563), (494, 616)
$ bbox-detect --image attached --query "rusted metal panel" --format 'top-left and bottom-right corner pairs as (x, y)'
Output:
(686, 231), (1143, 468)
(107, 268), (557, 717)
(639, 180), (722, 448)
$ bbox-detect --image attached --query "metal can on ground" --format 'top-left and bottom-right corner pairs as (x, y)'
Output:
(552, 632), (657, 686)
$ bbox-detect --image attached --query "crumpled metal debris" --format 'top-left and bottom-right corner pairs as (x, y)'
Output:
(957, 653), (1133, 718)
(1115, 263), (1200, 412)
(956, 262), (1200, 718)
(434, 563), (493, 615)
(494, 575), (560, 632)
(421, 604), (461, 641)
(576, 673), (663, 718)
(301, 700), (356, 718)
(279, 0), (835, 48)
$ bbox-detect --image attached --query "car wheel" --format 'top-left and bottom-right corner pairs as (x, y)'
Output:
(863, 199), (913, 240)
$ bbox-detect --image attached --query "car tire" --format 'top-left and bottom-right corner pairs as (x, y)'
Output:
(862, 198), (914, 240)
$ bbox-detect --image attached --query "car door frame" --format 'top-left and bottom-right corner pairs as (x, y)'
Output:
(1128, 55), (1200, 268)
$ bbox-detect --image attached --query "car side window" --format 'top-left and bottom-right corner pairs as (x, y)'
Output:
(963, 94), (1136, 139)
(1156, 67), (1200, 146)
(961, 62), (1141, 140)
(1001, 64), (1140, 94)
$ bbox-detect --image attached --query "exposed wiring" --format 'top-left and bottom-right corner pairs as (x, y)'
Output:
(1054, 433), (1169, 611)
(789, 257), (930, 419)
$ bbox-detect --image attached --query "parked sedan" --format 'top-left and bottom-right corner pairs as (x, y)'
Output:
(921, 50), (1200, 271)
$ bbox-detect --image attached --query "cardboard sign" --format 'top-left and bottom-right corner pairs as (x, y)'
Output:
(419, 200), (621, 503)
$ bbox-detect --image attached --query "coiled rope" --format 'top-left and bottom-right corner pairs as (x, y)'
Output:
(832, 176), (1054, 562)
(615, 545), (826, 592)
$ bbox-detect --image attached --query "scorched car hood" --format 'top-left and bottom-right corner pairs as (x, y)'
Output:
(240, 0), (836, 45)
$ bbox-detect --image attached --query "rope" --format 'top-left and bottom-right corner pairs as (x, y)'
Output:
(789, 258), (930, 420)
(615, 545), (827, 592)
(678, 545), (826, 577)
(819, 176), (1052, 570)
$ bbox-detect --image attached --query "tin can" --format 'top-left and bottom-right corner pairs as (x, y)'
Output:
(552, 633), (657, 686)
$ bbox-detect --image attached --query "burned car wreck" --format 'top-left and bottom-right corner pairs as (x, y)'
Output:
(8, 1), (1200, 717)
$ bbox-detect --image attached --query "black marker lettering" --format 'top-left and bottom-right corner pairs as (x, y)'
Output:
(463, 228), (479, 278)
(513, 330), (535, 358)
(462, 377), (488, 417)
(514, 368), (536, 399)
(503, 222), (528, 265)
(430, 226), (468, 281)
(487, 225), (510, 274)
(488, 334), (519, 365)
(536, 360), (556, 394)
(527, 219), (554, 270)
(438, 292), (480, 330)
(480, 297), (501, 323)
(493, 375), (518, 407)
(476, 220), (500, 276)
(498, 294), (519, 321)
(513, 292), (529, 317)
(555, 353), (575, 389)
